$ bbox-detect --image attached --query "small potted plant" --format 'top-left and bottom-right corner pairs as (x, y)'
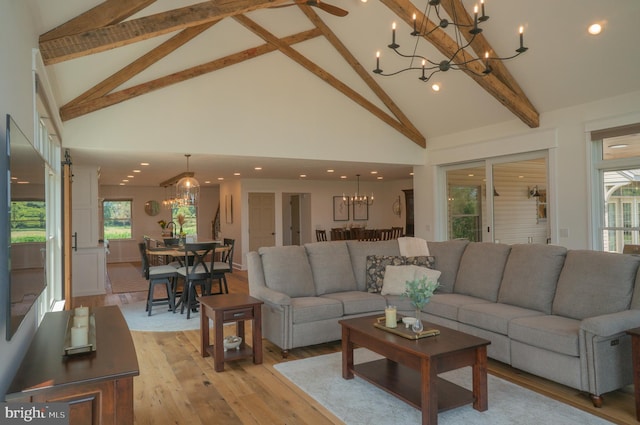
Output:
(403, 276), (439, 332)
(176, 214), (186, 244)
(158, 220), (168, 235)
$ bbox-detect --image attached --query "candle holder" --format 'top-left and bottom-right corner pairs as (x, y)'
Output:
(63, 311), (97, 356)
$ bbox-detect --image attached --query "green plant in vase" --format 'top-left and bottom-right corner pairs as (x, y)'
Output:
(403, 276), (439, 333)
(176, 213), (186, 245)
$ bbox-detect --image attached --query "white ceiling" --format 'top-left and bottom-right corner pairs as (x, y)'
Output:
(26, 0), (640, 186)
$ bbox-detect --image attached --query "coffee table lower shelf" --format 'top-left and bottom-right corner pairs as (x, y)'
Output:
(353, 359), (474, 413)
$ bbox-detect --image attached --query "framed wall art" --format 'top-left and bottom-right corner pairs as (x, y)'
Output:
(353, 201), (368, 221)
(333, 196), (349, 221)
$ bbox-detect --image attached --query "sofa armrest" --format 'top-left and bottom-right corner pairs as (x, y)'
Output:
(580, 309), (640, 337)
(252, 285), (291, 306)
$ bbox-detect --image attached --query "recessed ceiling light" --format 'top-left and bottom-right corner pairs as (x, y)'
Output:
(377, 176), (383, 180)
(370, 171), (378, 174)
(17, 181), (29, 184)
(127, 175), (134, 178)
(588, 23), (602, 35)
(410, 172), (414, 176)
(119, 183), (125, 186)
(122, 179), (129, 182)
(300, 174), (307, 178)
(518, 175), (524, 179)
(140, 162), (149, 166)
(327, 169), (334, 173)
(609, 144), (629, 149)
(341, 175), (347, 179)
(432, 83), (441, 92)
(254, 167), (262, 171)
(217, 177), (224, 180)
(205, 180), (211, 184)
(468, 173), (475, 177)
(133, 169), (141, 173)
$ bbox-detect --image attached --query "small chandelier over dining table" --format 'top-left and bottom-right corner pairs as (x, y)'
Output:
(175, 154), (199, 206)
(343, 174), (374, 207)
(373, 0), (528, 84)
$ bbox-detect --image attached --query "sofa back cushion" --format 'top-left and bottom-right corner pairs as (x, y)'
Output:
(453, 242), (511, 302)
(258, 246), (316, 297)
(427, 240), (470, 293)
(305, 242), (357, 295)
(552, 250), (640, 319)
(632, 267), (640, 310)
(498, 244), (567, 313)
(346, 240), (401, 291)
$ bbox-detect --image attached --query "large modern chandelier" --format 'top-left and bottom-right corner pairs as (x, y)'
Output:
(343, 174), (374, 207)
(373, 0), (528, 84)
(175, 154), (200, 206)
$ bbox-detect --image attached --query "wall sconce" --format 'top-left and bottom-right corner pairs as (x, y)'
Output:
(528, 185), (540, 198)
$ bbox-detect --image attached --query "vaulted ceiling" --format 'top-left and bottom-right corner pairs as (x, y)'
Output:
(27, 0), (640, 186)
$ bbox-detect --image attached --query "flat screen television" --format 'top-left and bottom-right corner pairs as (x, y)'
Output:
(5, 114), (47, 340)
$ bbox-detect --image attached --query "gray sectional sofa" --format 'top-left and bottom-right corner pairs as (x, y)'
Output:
(247, 239), (640, 405)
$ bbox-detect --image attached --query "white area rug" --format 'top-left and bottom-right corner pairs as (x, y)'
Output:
(119, 300), (202, 332)
(274, 349), (614, 425)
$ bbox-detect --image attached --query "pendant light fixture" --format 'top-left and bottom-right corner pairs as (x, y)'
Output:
(343, 174), (374, 207)
(175, 154), (200, 206)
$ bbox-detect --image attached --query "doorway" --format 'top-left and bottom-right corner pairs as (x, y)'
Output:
(248, 193), (275, 252)
(282, 193), (312, 246)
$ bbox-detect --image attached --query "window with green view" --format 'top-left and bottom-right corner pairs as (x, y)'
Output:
(11, 200), (46, 243)
(173, 205), (197, 236)
(103, 200), (132, 239)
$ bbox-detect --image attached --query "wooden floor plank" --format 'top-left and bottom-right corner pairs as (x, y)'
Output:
(68, 262), (637, 425)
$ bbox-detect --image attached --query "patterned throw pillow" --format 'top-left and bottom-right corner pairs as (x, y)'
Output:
(404, 256), (436, 270)
(365, 255), (404, 293)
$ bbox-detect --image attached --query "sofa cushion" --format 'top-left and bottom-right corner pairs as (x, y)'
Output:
(458, 302), (544, 335)
(365, 255), (405, 293)
(346, 240), (401, 291)
(259, 246), (316, 297)
(498, 244), (567, 314)
(422, 293), (490, 321)
(427, 240), (470, 293)
(305, 241), (357, 295)
(552, 250), (640, 320)
(454, 242), (512, 302)
(290, 297), (343, 324)
(509, 315), (581, 357)
(321, 291), (387, 315)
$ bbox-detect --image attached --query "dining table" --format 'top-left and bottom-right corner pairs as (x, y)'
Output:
(147, 242), (229, 266)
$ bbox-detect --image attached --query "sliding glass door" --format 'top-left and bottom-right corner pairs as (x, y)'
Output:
(444, 153), (548, 243)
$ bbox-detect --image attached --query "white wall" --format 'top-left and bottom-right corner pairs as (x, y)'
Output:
(416, 90), (640, 250)
(0, 0), (42, 398)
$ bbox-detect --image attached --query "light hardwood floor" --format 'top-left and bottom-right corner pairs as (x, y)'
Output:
(73, 264), (637, 425)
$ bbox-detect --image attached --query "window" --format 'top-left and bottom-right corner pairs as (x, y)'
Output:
(11, 200), (46, 243)
(172, 204), (197, 236)
(448, 186), (482, 241)
(592, 123), (640, 252)
(103, 200), (132, 239)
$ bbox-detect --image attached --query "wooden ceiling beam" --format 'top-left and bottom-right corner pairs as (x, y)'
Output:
(39, 0), (289, 65)
(63, 21), (218, 109)
(299, 5), (425, 147)
(40, 0), (157, 42)
(60, 28), (323, 121)
(379, 0), (539, 128)
(233, 15), (426, 146)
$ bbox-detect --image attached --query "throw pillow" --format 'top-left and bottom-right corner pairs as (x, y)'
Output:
(365, 255), (404, 293)
(413, 266), (442, 286)
(403, 255), (436, 269)
(380, 265), (417, 295)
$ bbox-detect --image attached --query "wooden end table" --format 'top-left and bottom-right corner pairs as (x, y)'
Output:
(340, 315), (490, 425)
(199, 294), (264, 372)
(627, 327), (640, 421)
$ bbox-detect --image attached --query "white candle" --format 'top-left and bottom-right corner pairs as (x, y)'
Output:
(385, 306), (397, 328)
(71, 326), (88, 347)
(75, 306), (89, 316)
(73, 315), (89, 327)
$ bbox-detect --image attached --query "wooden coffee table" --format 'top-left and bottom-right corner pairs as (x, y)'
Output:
(198, 294), (264, 372)
(340, 315), (490, 425)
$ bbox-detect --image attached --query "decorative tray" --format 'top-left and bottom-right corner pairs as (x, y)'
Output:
(374, 316), (440, 340)
(63, 314), (97, 356)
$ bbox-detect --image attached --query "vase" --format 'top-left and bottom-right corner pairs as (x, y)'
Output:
(412, 308), (424, 333)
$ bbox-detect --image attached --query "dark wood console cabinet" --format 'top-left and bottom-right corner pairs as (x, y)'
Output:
(403, 189), (414, 236)
(6, 306), (139, 425)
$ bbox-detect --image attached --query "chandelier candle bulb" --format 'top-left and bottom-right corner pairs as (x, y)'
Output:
(519, 26), (524, 48)
(412, 13), (417, 35)
(479, 0), (488, 22)
(389, 22), (399, 49)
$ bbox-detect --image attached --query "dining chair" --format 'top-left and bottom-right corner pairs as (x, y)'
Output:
(331, 228), (347, 240)
(379, 228), (393, 240)
(391, 226), (404, 239)
(138, 242), (178, 316)
(212, 238), (235, 294)
(315, 229), (327, 242)
(176, 242), (218, 319)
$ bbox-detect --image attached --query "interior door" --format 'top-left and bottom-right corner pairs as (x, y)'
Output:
(291, 195), (301, 245)
(249, 193), (276, 251)
(62, 152), (72, 310)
